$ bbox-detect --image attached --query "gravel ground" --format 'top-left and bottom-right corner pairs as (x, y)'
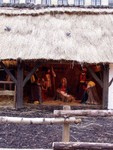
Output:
(0, 105), (113, 149)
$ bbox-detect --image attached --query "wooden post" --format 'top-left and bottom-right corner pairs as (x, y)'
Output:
(38, 83), (43, 104)
(62, 105), (71, 142)
(102, 64), (109, 109)
(15, 59), (23, 109)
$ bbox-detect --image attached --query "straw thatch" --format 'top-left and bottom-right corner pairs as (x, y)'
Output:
(0, 7), (113, 63)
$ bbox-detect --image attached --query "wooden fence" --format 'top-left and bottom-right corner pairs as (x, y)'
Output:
(1, 106), (113, 149)
(0, 81), (15, 100)
(53, 107), (113, 149)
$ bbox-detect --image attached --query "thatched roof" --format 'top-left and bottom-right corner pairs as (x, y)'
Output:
(0, 7), (113, 63)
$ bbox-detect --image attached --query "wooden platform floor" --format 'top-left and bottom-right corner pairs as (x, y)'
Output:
(42, 99), (81, 106)
(0, 96), (101, 109)
(25, 97), (102, 109)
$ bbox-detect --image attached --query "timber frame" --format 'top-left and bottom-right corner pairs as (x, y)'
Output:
(0, 59), (111, 109)
(0, 59), (42, 109)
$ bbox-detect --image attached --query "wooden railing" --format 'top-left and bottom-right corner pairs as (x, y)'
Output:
(53, 108), (113, 150)
(1, 108), (113, 149)
(0, 81), (15, 100)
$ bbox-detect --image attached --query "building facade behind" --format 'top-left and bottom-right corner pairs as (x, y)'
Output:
(0, 0), (113, 6)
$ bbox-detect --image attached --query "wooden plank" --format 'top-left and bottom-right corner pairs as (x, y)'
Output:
(0, 90), (15, 96)
(15, 59), (23, 109)
(54, 110), (113, 117)
(53, 142), (113, 150)
(102, 64), (109, 109)
(0, 81), (14, 84)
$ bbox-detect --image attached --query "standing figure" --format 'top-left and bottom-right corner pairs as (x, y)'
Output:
(45, 69), (52, 97)
(42, 67), (56, 99)
(87, 81), (100, 105)
(77, 67), (87, 100)
(80, 83), (88, 104)
(41, 78), (47, 100)
(30, 73), (40, 103)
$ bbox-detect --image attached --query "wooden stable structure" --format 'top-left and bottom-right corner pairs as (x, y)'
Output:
(0, 60), (111, 109)
(0, 60), (109, 109)
(0, 7), (113, 109)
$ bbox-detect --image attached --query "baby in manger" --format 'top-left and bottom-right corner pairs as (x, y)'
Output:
(55, 77), (75, 102)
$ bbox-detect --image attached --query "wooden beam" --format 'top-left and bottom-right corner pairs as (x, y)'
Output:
(109, 77), (113, 87)
(85, 64), (103, 88)
(0, 61), (17, 84)
(15, 59), (23, 109)
(53, 142), (113, 150)
(38, 83), (43, 104)
(54, 110), (113, 117)
(23, 63), (41, 87)
(0, 116), (81, 124)
(102, 64), (109, 109)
